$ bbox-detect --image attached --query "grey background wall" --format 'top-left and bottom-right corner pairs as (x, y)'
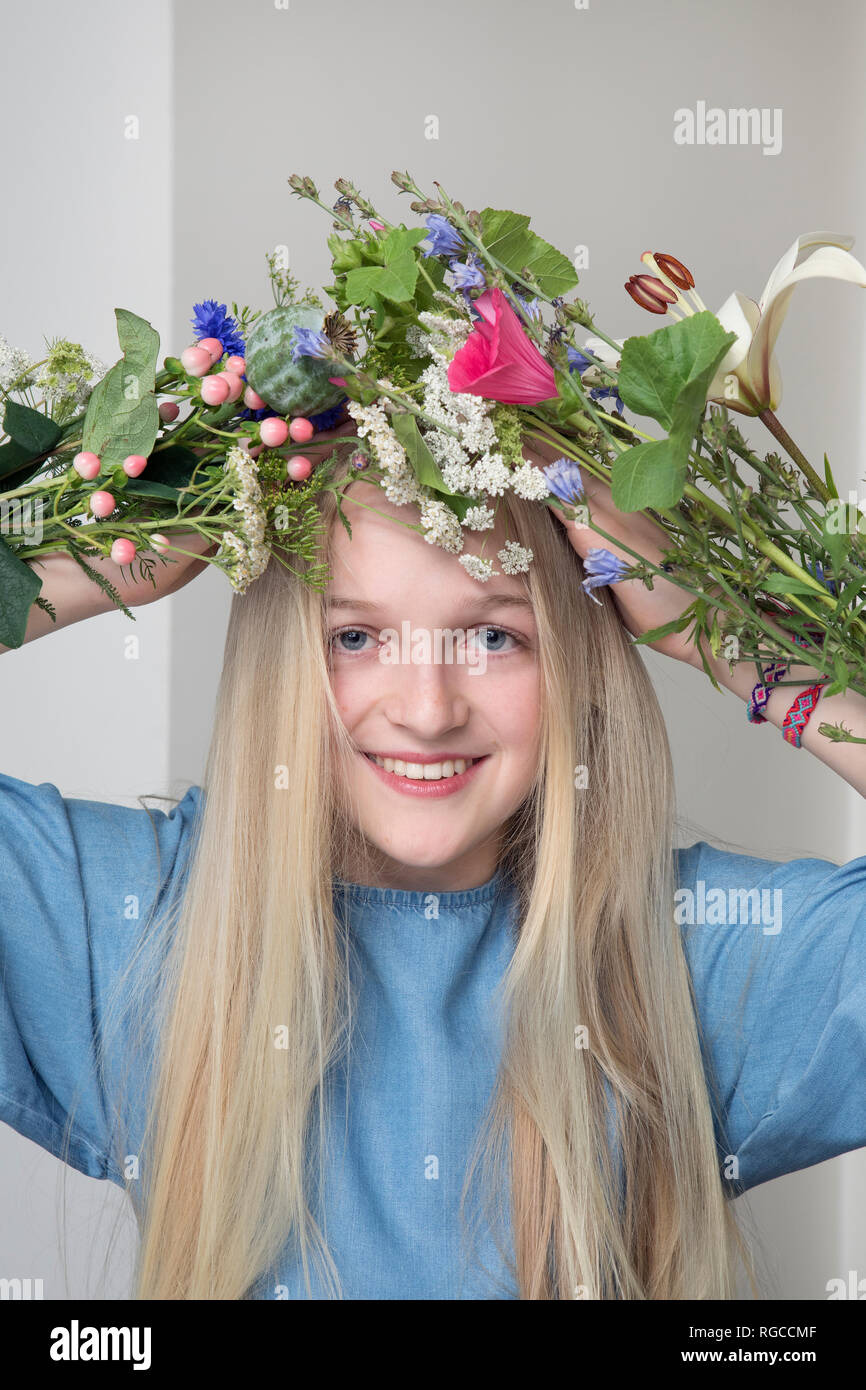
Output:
(1, 0), (864, 1298)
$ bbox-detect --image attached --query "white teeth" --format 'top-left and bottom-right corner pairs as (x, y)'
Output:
(368, 754), (476, 780)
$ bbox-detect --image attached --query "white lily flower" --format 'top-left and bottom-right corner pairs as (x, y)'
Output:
(638, 234), (866, 415)
(573, 335), (622, 388)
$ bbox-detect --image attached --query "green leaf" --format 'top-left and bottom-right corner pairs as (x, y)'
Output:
(630, 610), (694, 646)
(344, 255), (419, 306)
(342, 227), (427, 308)
(821, 515), (849, 576)
(759, 573), (828, 596)
(822, 651), (851, 700)
(0, 534), (43, 649)
(619, 312), (737, 430)
(390, 412), (450, 490)
(478, 209), (579, 299)
(610, 436), (685, 511)
(381, 226), (429, 258)
(823, 452), (839, 500)
(610, 313), (739, 512)
(67, 546), (135, 620)
(121, 478), (182, 501)
(2, 399), (63, 456)
(610, 391), (699, 511)
(81, 309), (160, 470)
(141, 444), (201, 488)
(836, 575), (865, 611)
(436, 492), (476, 522)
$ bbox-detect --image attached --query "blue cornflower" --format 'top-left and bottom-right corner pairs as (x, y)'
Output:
(512, 291), (543, 322)
(567, 346), (625, 415)
(807, 560), (838, 595)
(421, 214), (465, 259)
(581, 547), (629, 604)
(291, 326), (331, 362)
(567, 346), (595, 372)
(190, 300), (246, 359)
(447, 253), (486, 291)
(543, 456), (585, 505)
(590, 385), (625, 415)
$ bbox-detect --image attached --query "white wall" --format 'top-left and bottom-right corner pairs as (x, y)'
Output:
(0, 0), (863, 1300)
(0, 0), (175, 1298)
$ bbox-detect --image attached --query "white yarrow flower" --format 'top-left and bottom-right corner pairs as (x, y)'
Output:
(497, 540), (534, 575)
(511, 460), (552, 501)
(458, 553), (499, 583)
(462, 504), (496, 530)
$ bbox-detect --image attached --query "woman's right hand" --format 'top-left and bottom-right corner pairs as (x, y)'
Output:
(0, 530), (219, 652)
(1, 414), (359, 653)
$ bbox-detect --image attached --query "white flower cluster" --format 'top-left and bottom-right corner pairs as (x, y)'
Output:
(0, 334), (36, 393)
(418, 497), (463, 553)
(0, 334), (106, 411)
(37, 346), (106, 412)
(345, 397), (425, 508)
(218, 443), (271, 592)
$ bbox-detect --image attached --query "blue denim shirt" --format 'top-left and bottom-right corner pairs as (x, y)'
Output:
(1, 771), (864, 1299)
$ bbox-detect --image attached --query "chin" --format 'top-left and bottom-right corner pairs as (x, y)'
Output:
(367, 836), (477, 874)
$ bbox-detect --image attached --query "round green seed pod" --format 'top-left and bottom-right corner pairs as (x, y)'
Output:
(244, 305), (346, 416)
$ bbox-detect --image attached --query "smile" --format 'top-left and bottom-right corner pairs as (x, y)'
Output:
(360, 751), (489, 797)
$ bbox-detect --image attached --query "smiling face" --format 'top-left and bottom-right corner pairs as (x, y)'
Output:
(326, 477), (542, 892)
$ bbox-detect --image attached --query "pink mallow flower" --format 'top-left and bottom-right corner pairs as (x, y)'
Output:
(447, 287), (558, 404)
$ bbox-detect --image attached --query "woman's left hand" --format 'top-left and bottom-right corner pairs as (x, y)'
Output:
(523, 435), (866, 795)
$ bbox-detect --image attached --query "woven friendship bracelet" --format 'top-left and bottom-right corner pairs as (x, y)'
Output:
(746, 661), (788, 724)
(782, 683), (826, 748)
(746, 636), (811, 725)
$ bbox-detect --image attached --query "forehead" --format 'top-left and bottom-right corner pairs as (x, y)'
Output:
(326, 479), (533, 610)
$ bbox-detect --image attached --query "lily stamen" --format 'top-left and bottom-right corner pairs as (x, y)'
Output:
(640, 251), (708, 316)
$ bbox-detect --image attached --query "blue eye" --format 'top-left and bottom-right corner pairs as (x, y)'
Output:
(330, 628), (375, 654)
(465, 626), (521, 654)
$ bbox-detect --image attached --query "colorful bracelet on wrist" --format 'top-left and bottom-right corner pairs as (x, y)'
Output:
(745, 651), (826, 748)
(781, 683), (826, 748)
(746, 660), (788, 724)
(746, 637), (811, 727)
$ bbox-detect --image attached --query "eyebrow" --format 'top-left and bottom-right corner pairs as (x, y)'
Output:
(326, 592), (535, 616)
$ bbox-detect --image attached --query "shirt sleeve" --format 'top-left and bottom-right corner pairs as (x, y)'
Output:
(676, 840), (866, 1194)
(0, 770), (201, 1185)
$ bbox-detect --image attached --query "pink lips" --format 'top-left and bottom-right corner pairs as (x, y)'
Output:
(360, 751), (488, 798)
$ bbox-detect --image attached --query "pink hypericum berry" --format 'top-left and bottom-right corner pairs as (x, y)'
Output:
(197, 337), (224, 365)
(287, 456), (312, 482)
(243, 385), (266, 411)
(111, 538), (136, 565)
(149, 533), (171, 553)
(73, 451), (101, 480)
(224, 354), (245, 374)
(122, 454), (148, 477)
(200, 374), (231, 407)
(289, 416), (315, 443)
(180, 345), (212, 377)
(216, 370), (244, 402)
(237, 436), (263, 459)
(89, 491), (116, 518)
(158, 400), (180, 423)
(260, 417), (289, 448)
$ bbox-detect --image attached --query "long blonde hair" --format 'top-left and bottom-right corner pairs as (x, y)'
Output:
(95, 443), (755, 1299)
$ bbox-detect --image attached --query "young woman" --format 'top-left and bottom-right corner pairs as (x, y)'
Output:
(1, 420), (864, 1301)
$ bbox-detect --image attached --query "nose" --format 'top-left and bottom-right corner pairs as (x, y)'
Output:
(381, 650), (472, 738)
